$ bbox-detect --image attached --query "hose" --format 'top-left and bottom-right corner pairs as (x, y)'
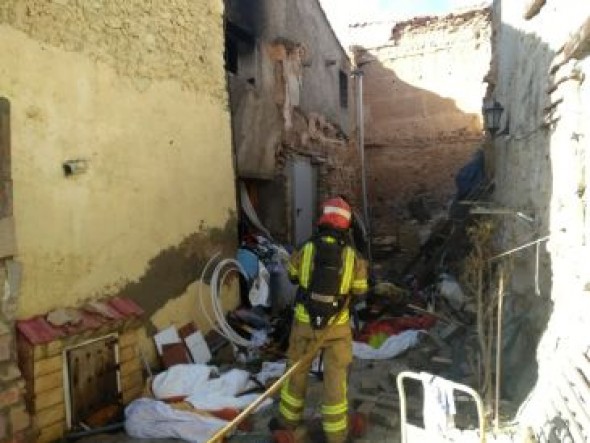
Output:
(198, 253), (259, 348)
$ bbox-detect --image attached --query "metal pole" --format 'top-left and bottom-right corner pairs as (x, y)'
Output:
(494, 266), (505, 432)
(352, 69), (373, 272)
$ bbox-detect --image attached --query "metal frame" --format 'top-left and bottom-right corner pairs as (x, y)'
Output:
(63, 333), (121, 430)
(396, 371), (486, 443)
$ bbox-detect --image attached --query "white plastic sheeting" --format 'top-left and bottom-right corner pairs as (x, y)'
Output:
(248, 261), (271, 307)
(125, 398), (227, 443)
(152, 364), (274, 411)
(240, 182), (272, 240)
(352, 330), (421, 360)
(152, 364), (217, 400)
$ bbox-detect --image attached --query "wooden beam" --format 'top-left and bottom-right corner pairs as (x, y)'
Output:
(564, 17), (590, 61)
(523, 0), (546, 20)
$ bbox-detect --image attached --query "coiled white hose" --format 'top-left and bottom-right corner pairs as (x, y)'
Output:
(198, 253), (256, 348)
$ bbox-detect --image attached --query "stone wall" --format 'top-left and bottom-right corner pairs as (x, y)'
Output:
(353, 9), (491, 236)
(488, 0), (590, 436)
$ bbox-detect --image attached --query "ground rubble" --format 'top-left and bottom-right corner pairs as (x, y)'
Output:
(71, 188), (530, 442)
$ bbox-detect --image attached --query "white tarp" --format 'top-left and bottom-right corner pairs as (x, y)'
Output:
(152, 364), (216, 400)
(352, 330), (421, 360)
(125, 398), (227, 443)
(152, 364), (273, 411)
(248, 262), (271, 307)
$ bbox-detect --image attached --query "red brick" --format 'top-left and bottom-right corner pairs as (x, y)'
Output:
(0, 387), (20, 408)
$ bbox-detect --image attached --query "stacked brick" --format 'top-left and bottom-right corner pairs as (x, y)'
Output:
(16, 298), (144, 442)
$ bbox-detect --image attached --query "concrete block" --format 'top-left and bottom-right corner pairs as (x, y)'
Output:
(9, 406), (30, 432)
(0, 387), (20, 408)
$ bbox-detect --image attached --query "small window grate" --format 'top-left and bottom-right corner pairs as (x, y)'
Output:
(339, 70), (348, 109)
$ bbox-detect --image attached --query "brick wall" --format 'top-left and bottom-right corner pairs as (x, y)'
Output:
(17, 328), (143, 442)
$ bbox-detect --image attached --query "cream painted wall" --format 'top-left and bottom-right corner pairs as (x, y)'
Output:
(0, 0), (237, 319)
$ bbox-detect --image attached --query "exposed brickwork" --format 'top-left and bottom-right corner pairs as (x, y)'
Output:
(271, 43), (362, 241)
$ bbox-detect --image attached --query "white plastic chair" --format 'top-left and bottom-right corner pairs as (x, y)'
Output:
(396, 371), (486, 443)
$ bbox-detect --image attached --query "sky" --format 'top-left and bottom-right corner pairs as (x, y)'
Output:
(319, 0), (489, 48)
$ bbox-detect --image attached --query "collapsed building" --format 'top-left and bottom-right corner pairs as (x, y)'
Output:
(351, 9), (492, 245)
(225, 0), (362, 245)
(0, 0), (587, 441)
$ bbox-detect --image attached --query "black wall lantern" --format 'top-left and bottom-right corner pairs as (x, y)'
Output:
(483, 99), (504, 137)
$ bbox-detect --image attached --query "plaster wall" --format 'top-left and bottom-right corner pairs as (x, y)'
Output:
(489, 0), (590, 432)
(265, 0), (351, 131)
(228, 0), (351, 179)
(0, 1), (237, 331)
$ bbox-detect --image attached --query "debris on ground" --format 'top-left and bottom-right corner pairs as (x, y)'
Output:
(71, 157), (528, 442)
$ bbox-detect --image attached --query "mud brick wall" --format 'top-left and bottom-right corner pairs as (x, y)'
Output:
(353, 9), (492, 235)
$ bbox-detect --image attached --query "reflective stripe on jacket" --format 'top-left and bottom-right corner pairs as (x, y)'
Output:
(288, 236), (368, 325)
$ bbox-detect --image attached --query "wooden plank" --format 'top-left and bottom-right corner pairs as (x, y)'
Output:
(0, 217), (16, 258)
(523, 0), (546, 20)
(564, 17), (590, 61)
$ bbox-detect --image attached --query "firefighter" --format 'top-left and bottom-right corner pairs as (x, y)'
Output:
(271, 197), (369, 443)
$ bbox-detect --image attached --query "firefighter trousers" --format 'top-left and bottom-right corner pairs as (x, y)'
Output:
(279, 321), (352, 443)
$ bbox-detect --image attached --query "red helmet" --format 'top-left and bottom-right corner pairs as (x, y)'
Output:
(318, 197), (352, 230)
